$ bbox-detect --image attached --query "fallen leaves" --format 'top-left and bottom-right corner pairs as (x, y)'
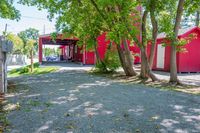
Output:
(3, 103), (20, 111)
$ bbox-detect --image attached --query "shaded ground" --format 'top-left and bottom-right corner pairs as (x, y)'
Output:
(5, 69), (200, 133)
(43, 62), (200, 86)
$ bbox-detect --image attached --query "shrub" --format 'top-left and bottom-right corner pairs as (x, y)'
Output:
(27, 62), (40, 68)
(19, 67), (29, 74)
(94, 47), (121, 73)
(104, 49), (121, 72)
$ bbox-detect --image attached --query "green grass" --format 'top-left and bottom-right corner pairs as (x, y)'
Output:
(8, 63), (59, 77)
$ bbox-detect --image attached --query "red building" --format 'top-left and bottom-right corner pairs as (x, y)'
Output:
(39, 34), (95, 65)
(147, 26), (200, 72)
(39, 33), (141, 65)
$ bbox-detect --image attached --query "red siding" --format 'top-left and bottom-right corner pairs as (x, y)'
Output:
(84, 51), (95, 65)
(73, 45), (83, 62)
(149, 27), (200, 72)
(97, 33), (109, 60)
(178, 30), (200, 72)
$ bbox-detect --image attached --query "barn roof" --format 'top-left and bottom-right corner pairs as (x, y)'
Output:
(157, 26), (200, 39)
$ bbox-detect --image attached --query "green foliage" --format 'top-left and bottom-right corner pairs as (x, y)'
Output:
(185, 0), (200, 15)
(50, 32), (58, 41)
(95, 46), (120, 73)
(27, 62), (40, 68)
(8, 64), (58, 77)
(9, 62), (40, 75)
(44, 48), (59, 57)
(104, 49), (121, 72)
(18, 28), (39, 43)
(6, 33), (24, 54)
(0, 0), (20, 20)
(18, 28), (39, 55)
(19, 67), (29, 74)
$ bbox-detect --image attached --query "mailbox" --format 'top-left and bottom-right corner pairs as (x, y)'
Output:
(1, 40), (13, 53)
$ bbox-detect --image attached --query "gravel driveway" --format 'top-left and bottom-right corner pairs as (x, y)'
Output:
(6, 70), (200, 133)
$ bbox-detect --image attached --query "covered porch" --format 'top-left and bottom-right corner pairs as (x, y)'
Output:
(38, 34), (83, 64)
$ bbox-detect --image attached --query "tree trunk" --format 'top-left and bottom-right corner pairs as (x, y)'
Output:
(94, 41), (107, 72)
(117, 42), (137, 76)
(170, 0), (185, 83)
(94, 41), (102, 64)
(30, 49), (34, 73)
(149, 0), (158, 69)
(140, 10), (158, 81)
(196, 10), (199, 27)
(140, 47), (158, 81)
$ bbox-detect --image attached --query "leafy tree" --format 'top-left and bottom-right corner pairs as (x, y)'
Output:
(18, 28), (39, 55)
(6, 33), (24, 54)
(19, 0), (122, 73)
(88, 0), (139, 76)
(0, 0), (20, 20)
(44, 47), (59, 57)
(25, 39), (35, 72)
(185, 0), (200, 26)
(137, 0), (176, 81)
(169, 0), (185, 84)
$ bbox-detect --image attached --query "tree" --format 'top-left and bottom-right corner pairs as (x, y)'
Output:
(169, 0), (185, 84)
(0, 0), (20, 20)
(148, 0), (158, 69)
(6, 33), (24, 54)
(26, 39), (35, 72)
(18, 28), (39, 55)
(139, 0), (175, 81)
(185, 0), (200, 27)
(19, 0), (136, 75)
(18, 28), (39, 72)
(89, 0), (138, 76)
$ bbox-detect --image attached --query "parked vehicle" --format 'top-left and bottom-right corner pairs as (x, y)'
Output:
(46, 56), (58, 61)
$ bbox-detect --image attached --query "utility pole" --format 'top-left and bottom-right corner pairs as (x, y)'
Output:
(43, 24), (46, 34)
(4, 24), (8, 35)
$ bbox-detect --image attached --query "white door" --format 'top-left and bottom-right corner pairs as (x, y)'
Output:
(156, 44), (165, 69)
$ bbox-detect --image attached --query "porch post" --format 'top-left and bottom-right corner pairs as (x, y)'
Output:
(39, 38), (43, 64)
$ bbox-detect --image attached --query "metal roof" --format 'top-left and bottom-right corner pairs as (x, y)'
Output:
(157, 26), (198, 39)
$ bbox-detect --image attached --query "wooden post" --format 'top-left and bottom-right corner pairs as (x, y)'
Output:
(39, 38), (43, 64)
(0, 37), (3, 93)
(30, 48), (34, 73)
(0, 38), (7, 95)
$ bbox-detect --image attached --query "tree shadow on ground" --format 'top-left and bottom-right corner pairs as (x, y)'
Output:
(5, 71), (200, 133)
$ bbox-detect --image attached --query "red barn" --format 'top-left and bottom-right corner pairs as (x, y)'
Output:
(39, 34), (96, 65)
(148, 26), (200, 73)
(39, 33), (141, 65)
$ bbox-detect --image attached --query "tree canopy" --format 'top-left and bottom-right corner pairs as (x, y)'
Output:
(0, 0), (20, 20)
(6, 33), (24, 54)
(18, 28), (39, 55)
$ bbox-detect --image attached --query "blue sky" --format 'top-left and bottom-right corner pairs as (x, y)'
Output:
(0, 1), (56, 35)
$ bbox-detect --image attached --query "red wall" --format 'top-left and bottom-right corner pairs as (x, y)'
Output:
(84, 51), (95, 65)
(96, 32), (141, 64)
(73, 45), (83, 62)
(178, 29), (200, 72)
(60, 46), (67, 60)
(150, 28), (200, 72)
(97, 33), (109, 60)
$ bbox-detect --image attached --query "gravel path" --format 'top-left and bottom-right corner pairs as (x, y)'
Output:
(6, 70), (200, 133)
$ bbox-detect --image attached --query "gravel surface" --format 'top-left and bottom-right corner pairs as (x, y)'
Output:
(6, 70), (200, 133)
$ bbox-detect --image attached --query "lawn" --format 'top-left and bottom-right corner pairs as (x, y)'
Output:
(8, 63), (59, 77)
